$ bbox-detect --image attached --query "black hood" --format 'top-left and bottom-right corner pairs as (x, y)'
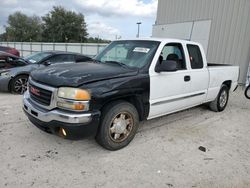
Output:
(31, 62), (139, 87)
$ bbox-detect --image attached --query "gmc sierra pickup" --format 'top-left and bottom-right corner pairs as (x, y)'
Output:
(23, 38), (239, 150)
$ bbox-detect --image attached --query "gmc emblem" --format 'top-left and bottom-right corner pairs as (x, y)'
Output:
(30, 86), (40, 96)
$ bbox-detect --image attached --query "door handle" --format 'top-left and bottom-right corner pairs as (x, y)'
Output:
(184, 75), (191, 82)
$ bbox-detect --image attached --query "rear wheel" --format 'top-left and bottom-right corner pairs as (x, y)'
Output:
(11, 75), (29, 94)
(209, 84), (229, 112)
(96, 101), (139, 151)
(245, 85), (250, 99)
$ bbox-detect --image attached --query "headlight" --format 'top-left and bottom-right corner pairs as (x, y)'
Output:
(0, 71), (10, 77)
(57, 87), (91, 111)
(58, 87), (91, 100)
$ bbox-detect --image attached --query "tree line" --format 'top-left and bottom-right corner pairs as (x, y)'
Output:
(0, 6), (110, 43)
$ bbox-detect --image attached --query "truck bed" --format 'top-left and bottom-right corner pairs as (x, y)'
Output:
(205, 64), (239, 102)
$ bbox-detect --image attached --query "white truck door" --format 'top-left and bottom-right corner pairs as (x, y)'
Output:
(185, 44), (209, 105)
(148, 42), (194, 119)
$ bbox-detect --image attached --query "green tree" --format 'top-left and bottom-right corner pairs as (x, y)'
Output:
(5, 12), (42, 42)
(42, 6), (88, 42)
(87, 37), (111, 43)
(0, 33), (7, 41)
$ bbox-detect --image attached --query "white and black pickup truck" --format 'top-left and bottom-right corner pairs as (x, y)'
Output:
(23, 38), (239, 150)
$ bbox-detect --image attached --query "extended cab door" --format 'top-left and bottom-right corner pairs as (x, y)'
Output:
(185, 44), (209, 105)
(148, 42), (194, 119)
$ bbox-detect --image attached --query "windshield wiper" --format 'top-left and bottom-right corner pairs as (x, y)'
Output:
(105, 61), (130, 68)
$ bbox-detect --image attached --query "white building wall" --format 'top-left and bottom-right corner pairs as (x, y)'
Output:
(153, 20), (211, 54)
(154, 0), (250, 84)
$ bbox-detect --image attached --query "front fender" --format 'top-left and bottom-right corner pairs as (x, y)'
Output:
(82, 73), (150, 120)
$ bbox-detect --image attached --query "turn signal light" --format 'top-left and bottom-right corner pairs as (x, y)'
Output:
(57, 101), (87, 111)
(73, 103), (85, 110)
(75, 90), (91, 100)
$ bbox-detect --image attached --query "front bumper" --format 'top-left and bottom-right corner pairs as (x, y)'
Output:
(0, 76), (11, 92)
(23, 91), (100, 139)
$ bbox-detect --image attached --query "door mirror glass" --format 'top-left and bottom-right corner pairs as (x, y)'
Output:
(155, 60), (177, 73)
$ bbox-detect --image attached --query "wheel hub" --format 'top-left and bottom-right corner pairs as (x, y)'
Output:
(219, 90), (227, 107)
(113, 116), (128, 134)
(109, 113), (133, 142)
(14, 78), (28, 94)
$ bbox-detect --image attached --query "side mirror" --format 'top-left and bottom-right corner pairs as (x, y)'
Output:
(155, 60), (177, 73)
(43, 61), (51, 66)
(6, 57), (12, 62)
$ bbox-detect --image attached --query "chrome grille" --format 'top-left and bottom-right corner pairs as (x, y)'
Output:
(29, 83), (52, 106)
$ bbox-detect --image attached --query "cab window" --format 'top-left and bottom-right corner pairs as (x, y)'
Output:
(187, 44), (204, 69)
(159, 43), (186, 70)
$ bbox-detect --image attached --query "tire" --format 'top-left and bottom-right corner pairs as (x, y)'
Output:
(96, 101), (139, 151)
(11, 75), (29, 94)
(245, 85), (250, 99)
(209, 84), (229, 112)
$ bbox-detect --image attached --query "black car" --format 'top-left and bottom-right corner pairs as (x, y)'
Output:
(0, 51), (92, 94)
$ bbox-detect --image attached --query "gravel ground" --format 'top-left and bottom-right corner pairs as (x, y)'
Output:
(0, 88), (250, 188)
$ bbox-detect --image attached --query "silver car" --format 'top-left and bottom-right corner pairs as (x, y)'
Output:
(0, 51), (92, 94)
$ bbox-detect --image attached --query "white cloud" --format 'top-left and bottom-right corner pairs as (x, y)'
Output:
(75, 0), (157, 18)
(2, 0), (18, 5)
(87, 21), (121, 40)
(76, 0), (157, 39)
(0, 0), (157, 39)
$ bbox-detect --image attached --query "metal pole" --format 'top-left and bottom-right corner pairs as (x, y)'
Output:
(21, 42), (23, 57)
(136, 22), (142, 38)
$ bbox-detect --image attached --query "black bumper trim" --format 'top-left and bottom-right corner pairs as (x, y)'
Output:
(24, 110), (100, 139)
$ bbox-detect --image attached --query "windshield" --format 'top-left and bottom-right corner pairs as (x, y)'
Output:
(95, 40), (160, 68)
(24, 52), (52, 63)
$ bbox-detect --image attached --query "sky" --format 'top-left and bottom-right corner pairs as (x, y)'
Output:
(0, 0), (158, 40)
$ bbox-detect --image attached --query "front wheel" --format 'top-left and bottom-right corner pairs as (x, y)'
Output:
(245, 85), (250, 99)
(11, 75), (29, 94)
(96, 101), (139, 151)
(209, 84), (229, 112)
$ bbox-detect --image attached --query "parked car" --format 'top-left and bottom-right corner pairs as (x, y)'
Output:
(0, 51), (28, 70)
(0, 46), (20, 57)
(0, 51), (92, 94)
(23, 38), (239, 150)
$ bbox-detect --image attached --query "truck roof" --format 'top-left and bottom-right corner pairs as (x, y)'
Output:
(116, 37), (201, 46)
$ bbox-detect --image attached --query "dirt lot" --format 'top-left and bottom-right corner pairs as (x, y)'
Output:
(0, 88), (250, 188)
